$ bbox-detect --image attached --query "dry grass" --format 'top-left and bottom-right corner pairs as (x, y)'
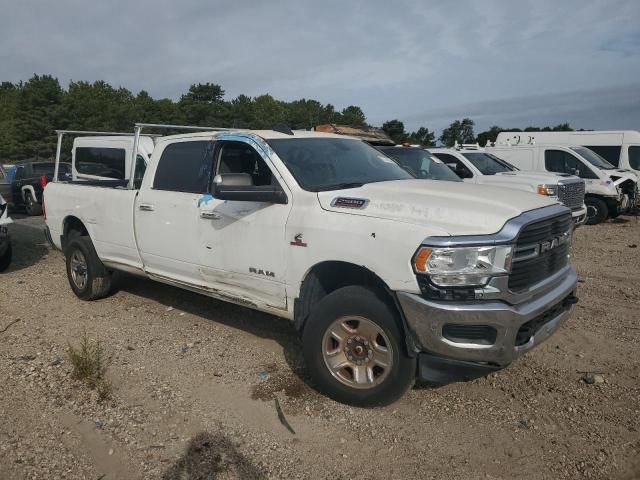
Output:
(67, 331), (112, 401)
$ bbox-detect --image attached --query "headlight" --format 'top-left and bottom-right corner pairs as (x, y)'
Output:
(413, 245), (513, 287)
(537, 184), (558, 196)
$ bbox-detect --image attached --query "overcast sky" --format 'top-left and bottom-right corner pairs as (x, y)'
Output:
(1, 0), (639, 134)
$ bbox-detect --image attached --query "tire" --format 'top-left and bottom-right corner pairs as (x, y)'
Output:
(0, 242), (11, 272)
(24, 192), (42, 216)
(302, 285), (416, 407)
(64, 236), (112, 300)
(585, 197), (608, 225)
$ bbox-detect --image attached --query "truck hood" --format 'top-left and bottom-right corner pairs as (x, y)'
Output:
(494, 170), (576, 184)
(317, 179), (556, 236)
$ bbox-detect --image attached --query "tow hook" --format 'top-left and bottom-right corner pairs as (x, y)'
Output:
(564, 294), (579, 306)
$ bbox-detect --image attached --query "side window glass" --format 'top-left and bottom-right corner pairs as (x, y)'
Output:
(216, 141), (274, 186)
(568, 155), (598, 179)
(433, 153), (473, 178)
(134, 155), (147, 189)
(587, 146), (621, 166)
(628, 146), (640, 170)
(0, 168), (5, 181)
(544, 150), (566, 173)
(76, 147), (126, 179)
(154, 141), (214, 193)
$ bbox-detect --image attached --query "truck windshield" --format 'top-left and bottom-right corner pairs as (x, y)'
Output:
(570, 146), (616, 170)
(461, 152), (518, 175)
(267, 138), (413, 191)
(378, 147), (461, 181)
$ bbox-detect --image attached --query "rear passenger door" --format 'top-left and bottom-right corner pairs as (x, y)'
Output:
(135, 139), (215, 283)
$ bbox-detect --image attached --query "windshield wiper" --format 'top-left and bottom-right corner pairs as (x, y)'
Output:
(315, 182), (365, 192)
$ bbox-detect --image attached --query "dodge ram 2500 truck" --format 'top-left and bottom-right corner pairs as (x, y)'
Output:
(44, 124), (579, 406)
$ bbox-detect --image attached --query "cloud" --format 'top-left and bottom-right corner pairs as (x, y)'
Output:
(400, 83), (640, 134)
(1, 0), (639, 133)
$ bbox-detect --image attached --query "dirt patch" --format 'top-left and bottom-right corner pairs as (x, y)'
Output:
(250, 363), (313, 407)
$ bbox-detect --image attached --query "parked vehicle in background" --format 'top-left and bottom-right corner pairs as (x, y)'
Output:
(313, 124), (394, 146)
(1, 161), (72, 215)
(488, 142), (639, 225)
(0, 165), (12, 208)
(427, 145), (587, 225)
(495, 130), (640, 174)
(0, 193), (12, 272)
(376, 145), (463, 181)
(71, 135), (155, 187)
(44, 124), (579, 406)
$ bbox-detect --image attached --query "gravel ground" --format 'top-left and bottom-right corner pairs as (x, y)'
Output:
(0, 213), (639, 480)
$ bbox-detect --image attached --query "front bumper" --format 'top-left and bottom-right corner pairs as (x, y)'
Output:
(571, 205), (587, 226)
(397, 267), (578, 370)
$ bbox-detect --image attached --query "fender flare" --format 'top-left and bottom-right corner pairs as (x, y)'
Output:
(21, 185), (38, 203)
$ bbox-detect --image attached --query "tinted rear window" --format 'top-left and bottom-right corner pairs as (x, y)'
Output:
(76, 147), (126, 179)
(153, 141), (214, 193)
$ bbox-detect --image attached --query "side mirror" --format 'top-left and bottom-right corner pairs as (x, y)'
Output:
(213, 174), (288, 204)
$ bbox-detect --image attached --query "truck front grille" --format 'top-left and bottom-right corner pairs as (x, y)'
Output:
(557, 181), (585, 210)
(509, 213), (572, 292)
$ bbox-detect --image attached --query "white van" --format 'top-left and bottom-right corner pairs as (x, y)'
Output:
(495, 131), (640, 174)
(72, 136), (156, 186)
(487, 143), (638, 225)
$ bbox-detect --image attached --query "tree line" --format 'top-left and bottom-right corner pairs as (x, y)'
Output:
(0, 74), (576, 162)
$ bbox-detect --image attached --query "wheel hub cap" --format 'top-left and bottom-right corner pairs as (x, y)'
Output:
(70, 250), (88, 290)
(322, 316), (393, 390)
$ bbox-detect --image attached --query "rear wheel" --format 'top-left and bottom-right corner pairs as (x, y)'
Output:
(302, 286), (416, 406)
(585, 197), (608, 225)
(64, 236), (112, 300)
(24, 192), (42, 216)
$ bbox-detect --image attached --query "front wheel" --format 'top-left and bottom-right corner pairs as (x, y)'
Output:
(302, 286), (416, 406)
(585, 197), (608, 225)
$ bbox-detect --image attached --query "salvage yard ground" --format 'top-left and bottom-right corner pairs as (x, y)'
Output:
(0, 214), (639, 480)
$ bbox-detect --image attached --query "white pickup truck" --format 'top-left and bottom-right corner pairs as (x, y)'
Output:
(422, 145), (587, 226)
(44, 124), (579, 406)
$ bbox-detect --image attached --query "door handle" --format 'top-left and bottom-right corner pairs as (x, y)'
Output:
(138, 203), (155, 211)
(200, 211), (221, 220)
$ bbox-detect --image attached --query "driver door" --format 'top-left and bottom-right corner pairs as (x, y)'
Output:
(196, 137), (291, 310)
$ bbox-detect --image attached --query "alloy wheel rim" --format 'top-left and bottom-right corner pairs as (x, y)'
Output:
(322, 316), (393, 390)
(70, 250), (88, 290)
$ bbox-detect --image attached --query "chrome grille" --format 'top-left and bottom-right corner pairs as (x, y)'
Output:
(509, 213), (572, 292)
(557, 181), (585, 210)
